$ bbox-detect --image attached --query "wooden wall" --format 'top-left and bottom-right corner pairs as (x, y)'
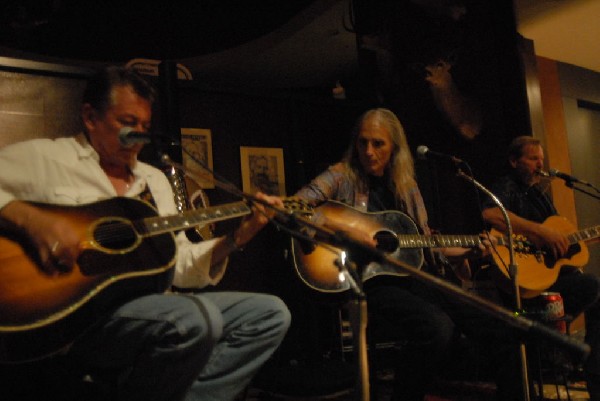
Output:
(0, 67), (88, 148)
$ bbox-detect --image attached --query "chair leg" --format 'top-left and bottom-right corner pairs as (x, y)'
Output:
(530, 344), (545, 401)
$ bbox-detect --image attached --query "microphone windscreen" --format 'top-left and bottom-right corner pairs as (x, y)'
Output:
(416, 145), (429, 160)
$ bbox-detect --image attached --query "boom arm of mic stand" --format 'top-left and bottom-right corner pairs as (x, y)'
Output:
(563, 180), (600, 200)
(272, 199), (591, 397)
(455, 170), (521, 307)
(455, 169), (530, 400)
(378, 252), (590, 362)
(281, 221), (592, 364)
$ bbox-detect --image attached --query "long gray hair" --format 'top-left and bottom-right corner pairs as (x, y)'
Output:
(342, 108), (418, 207)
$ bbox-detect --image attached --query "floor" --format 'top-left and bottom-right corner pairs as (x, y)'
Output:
(245, 348), (592, 401)
(1, 354), (590, 401)
(249, 296), (594, 401)
(246, 371), (591, 401)
(2, 313), (590, 401)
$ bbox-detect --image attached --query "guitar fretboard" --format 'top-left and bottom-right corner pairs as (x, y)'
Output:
(140, 201), (251, 235)
(397, 234), (508, 248)
(568, 226), (600, 245)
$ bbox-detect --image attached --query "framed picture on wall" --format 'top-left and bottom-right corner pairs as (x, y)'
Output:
(181, 128), (214, 189)
(240, 146), (286, 196)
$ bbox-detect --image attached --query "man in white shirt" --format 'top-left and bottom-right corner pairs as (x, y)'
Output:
(0, 66), (290, 401)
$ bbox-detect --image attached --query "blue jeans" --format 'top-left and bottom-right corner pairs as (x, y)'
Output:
(69, 291), (291, 401)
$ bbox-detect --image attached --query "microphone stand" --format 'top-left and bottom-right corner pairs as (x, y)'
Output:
(165, 149), (374, 400)
(455, 168), (530, 401)
(276, 213), (373, 401)
(163, 145), (590, 400)
(560, 179), (600, 201)
(331, 232), (371, 401)
(278, 205), (590, 399)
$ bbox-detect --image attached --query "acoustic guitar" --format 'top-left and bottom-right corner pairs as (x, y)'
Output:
(290, 200), (532, 294)
(0, 196), (255, 363)
(490, 216), (600, 299)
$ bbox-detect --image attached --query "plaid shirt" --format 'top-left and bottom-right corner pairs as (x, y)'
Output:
(295, 162), (431, 235)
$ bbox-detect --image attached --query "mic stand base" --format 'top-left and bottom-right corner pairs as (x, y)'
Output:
(347, 294), (370, 401)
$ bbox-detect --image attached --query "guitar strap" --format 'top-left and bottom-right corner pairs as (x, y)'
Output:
(137, 184), (158, 209)
(181, 294), (213, 340)
(367, 174), (396, 213)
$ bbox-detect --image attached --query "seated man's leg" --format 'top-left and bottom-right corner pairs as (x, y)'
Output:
(549, 271), (600, 400)
(68, 293), (222, 401)
(185, 291), (291, 401)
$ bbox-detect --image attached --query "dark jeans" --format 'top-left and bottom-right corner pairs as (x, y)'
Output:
(366, 277), (525, 401)
(546, 269), (600, 400)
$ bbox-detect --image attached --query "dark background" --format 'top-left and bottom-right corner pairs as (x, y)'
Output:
(0, 1), (535, 380)
(0, 0), (532, 296)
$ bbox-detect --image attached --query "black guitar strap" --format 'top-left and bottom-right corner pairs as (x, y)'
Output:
(137, 184), (158, 209)
(367, 174), (396, 213)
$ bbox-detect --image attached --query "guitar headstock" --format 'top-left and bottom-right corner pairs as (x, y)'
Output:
(283, 197), (313, 217)
(512, 234), (536, 255)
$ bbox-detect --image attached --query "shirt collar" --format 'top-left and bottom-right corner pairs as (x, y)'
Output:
(75, 132), (151, 192)
(74, 132), (99, 161)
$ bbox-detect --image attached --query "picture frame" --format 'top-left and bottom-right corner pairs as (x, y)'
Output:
(240, 146), (286, 196)
(181, 128), (214, 189)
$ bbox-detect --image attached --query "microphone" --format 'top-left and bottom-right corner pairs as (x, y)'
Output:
(535, 170), (550, 177)
(118, 127), (181, 147)
(119, 127), (152, 146)
(548, 168), (591, 185)
(416, 145), (463, 164)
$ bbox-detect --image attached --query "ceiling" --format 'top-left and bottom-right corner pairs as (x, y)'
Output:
(0, 0), (357, 89)
(0, 0), (598, 89)
(514, 0), (600, 74)
(0, 1), (315, 60)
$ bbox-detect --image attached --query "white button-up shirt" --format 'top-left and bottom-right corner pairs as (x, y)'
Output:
(0, 133), (226, 288)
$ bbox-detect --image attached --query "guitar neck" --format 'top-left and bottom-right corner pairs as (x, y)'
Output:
(139, 201), (251, 235)
(398, 234), (507, 249)
(568, 225), (600, 246)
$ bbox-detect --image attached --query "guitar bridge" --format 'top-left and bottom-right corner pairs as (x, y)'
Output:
(535, 251), (545, 264)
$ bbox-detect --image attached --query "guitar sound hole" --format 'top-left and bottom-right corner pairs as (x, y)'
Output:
(94, 220), (138, 251)
(374, 230), (399, 253)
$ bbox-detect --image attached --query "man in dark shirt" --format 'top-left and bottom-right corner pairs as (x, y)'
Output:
(482, 135), (600, 401)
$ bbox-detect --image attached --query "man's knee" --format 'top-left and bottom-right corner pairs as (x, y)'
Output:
(239, 294), (292, 339)
(162, 295), (224, 351)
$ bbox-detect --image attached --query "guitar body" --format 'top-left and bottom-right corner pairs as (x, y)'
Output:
(491, 215), (591, 298)
(0, 197), (176, 363)
(291, 201), (424, 293)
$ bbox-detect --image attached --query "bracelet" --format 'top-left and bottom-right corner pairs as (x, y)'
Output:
(225, 231), (243, 253)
